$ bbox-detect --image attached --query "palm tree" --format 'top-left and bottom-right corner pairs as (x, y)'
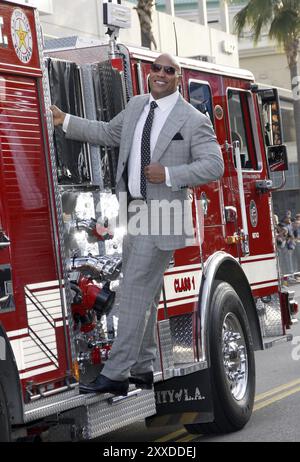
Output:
(135, 0), (157, 49)
(233, 0), (300, 186)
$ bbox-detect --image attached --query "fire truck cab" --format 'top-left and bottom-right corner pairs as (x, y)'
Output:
(0, 0), (297, 441)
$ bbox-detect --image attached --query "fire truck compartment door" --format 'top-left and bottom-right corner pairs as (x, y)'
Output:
(0, 72), (72, 385)
(0, 149), (15, 315)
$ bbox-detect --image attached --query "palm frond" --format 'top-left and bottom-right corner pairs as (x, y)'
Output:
(234, 0), (275, 42)
(269, 9), (300, 43)
(233, 4), (251, 37)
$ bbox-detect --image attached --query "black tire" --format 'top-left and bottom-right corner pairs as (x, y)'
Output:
(185, 281), (255, 435)
(0, 382), (11, 442)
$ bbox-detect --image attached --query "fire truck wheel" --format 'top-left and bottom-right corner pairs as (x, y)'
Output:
(185, 280), (255, 435)
(0, 382), (11, 442)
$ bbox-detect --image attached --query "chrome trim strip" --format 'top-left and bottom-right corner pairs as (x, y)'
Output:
(199, 252), (242, 364)
(264, 334), (293, 349)
(136, 61), (145, 95)
(127, 46), (254, 80)
(34, 10), (76, 367)
(154, 361), (208, 382)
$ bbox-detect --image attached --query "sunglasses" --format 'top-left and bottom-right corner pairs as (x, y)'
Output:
(150, 63), (178, 75)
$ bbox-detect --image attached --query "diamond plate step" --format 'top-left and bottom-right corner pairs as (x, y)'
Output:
(24, 384), (156, 428)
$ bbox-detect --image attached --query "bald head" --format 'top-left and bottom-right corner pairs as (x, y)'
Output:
(155, 53), (181, 74)
(149, 53), (181, 100)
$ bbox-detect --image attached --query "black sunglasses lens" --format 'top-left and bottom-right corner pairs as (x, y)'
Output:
(151, 63), (162, 73)
(151, 63), (176, 75)
(164, 66), (176, 75)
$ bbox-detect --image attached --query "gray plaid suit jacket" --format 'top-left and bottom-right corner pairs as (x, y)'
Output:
(66, 93), (224, 250)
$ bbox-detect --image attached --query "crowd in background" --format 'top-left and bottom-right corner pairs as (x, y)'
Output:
(275, 210), (300, 282)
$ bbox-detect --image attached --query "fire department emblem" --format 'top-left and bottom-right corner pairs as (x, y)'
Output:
(250, 200), (258, 228)
(214, 105), (224, 121)
(11, 9), (33, 64)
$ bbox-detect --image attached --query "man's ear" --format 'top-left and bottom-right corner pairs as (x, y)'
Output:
(177, 75), (182, 94)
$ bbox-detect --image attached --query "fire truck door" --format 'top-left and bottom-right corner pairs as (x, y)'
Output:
(225, 88), (274, 259)
(0, 171), (14, 315)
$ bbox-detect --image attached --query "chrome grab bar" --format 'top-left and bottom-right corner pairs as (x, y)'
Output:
(0, 231), (10, 249)
(232, 141), (250, 256)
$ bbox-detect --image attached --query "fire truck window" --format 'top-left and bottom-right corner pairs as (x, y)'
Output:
(189, 81), (214, 125)
(0, 265), (15, 313)
(280, 100), (296, 148)
(227, 90), (258, 170)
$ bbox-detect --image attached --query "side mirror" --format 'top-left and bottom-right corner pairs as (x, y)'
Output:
(256, 87), (283, 146)
(267, 144), (288, 172)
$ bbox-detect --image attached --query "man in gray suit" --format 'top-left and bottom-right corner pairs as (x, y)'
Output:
(51, 53), (224, 396)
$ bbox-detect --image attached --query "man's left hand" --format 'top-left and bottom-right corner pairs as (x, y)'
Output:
(144, 163), (165, 183)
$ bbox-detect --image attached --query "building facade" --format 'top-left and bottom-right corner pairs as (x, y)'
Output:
(155, 0), (298, 217)
(18, 0), (237, 67)
(10, 0), (298, 217)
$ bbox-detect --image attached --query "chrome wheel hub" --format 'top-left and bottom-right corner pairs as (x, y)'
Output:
(222, 312), (248, 401)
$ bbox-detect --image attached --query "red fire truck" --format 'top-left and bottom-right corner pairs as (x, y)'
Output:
(0, 0), (297, 441)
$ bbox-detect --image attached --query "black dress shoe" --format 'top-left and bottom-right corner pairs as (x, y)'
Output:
(129, 371), (154, 389)
(79, 374), (129, 396)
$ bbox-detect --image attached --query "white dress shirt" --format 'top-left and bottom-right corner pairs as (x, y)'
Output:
(62, 90), (179, 196)
(128, 90), (179, 197)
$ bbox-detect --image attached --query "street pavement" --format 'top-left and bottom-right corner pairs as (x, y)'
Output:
(95, 283), (300, 443)
(199, 283), (300, 442)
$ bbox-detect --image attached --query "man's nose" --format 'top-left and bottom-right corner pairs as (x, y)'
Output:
(156, 67), (166, 77)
